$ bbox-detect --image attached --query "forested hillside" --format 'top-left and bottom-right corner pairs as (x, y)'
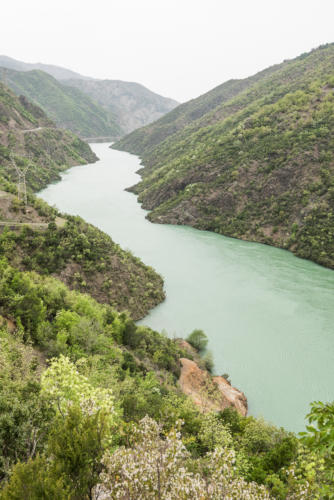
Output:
(0, 56), (334, 499)
(0, 260), (332, 499)
(0, 81), (98, 190)
(0, 82), (165, 318)
(114, 43), (334, 269)
(1, 68), (121, 138)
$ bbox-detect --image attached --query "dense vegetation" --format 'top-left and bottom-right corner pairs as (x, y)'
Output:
(0, 259), (333, 499)
(1, 68), (121, 138)
(0, 189), (165, 319)
(1, 51), (334, 499)
(114, 43), (334, 269)
(0, 82), (97, 191)
(0, 82), (165, 317)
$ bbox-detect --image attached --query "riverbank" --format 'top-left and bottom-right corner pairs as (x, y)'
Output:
(39, 143), (334, 431)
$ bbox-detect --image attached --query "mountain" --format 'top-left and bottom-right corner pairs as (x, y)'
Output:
(113, 43), (334, 270)
(0, 55), (179, 135)
(0, 81), (98, 191)
(0, 67), (330, 500)
(0, 54), (92, 81)
(1, 67), (121, 138)
(61, 78), (179, 133)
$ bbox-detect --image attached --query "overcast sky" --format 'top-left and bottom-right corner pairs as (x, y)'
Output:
(2, 0), (334, 102)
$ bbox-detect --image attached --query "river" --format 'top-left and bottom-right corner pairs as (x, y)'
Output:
(39, 143), (334, 432)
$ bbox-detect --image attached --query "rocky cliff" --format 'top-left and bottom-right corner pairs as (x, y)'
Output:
(179, 358), (247, 416)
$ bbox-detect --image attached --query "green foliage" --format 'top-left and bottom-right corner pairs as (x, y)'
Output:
(0, 82), (97, 193)
(300, 400), (334, 492)
(0, 212), (165, 320)
(186, 329), (208, 352)
(4, 68), (121, 138)
(114, 43), (334, 270)
(0, 455), (70, 500)
(41, 356), (116, 425)
(0, 329), (55, 481)
(0, 258), (332, 497)
(202, 351), (214, 373)
(46, 406), (112, 499)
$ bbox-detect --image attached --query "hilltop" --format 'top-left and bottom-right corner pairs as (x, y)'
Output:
(0, 54), (92, 81)
(114, 43), (334, 269)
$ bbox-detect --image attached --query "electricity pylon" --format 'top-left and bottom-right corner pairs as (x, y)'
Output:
(10, 154), (31, 207)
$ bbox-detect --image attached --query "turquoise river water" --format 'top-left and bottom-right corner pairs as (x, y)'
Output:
(39, 143), (334, 432)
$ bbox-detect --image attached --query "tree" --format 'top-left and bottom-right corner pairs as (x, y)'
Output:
(186, 329), (208, 353)
(99, 416), (270, 499)
(47, 406), (110, 500)
(300, 401), (334, 495)
(0, 455), (70, 500)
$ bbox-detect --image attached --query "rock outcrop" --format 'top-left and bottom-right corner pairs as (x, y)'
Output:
(179, 358), (247, 416)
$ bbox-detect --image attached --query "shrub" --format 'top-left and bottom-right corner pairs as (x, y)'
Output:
(186, 329), (208, 352)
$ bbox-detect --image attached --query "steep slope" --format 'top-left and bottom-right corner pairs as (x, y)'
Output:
(113, 43), (334, 269)
(0, 190), (165, 319)
(0, 54), (92, 81)
(115, 43), (334, 156)
(114, 62), (286, 155)
(0, 82), (165, 318)
(0, 262), (327, 499)
(0, 82), (98, 191)
(1, 68), (121, 138)
(61, 78), (179, 133)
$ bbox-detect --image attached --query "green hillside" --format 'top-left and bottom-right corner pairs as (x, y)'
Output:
(113, 43), (334, 269)
(1, 68), (121, 138)
(0, 260), (330, 499)
(0, 81), (98, 191)
(0, 82), (165, 318)
(0, 72), (333, 500)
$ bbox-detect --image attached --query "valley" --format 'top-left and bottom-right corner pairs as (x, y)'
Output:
(40, 143), (334, 432)
(1, 38), (334, 497)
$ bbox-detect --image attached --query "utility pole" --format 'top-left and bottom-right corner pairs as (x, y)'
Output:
(10, 153), (31, 207)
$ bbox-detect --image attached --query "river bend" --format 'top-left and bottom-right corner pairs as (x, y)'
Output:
(39, 143), (334, 431)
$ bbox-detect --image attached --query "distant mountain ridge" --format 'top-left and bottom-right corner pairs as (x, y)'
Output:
(113, 43), (334, 270)
(61, 78), (179, 133)
(0, 55), (179, 135)
(0, 55), (92, 81)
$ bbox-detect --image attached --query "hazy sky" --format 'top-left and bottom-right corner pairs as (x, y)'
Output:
(2, 0), (334, 102)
